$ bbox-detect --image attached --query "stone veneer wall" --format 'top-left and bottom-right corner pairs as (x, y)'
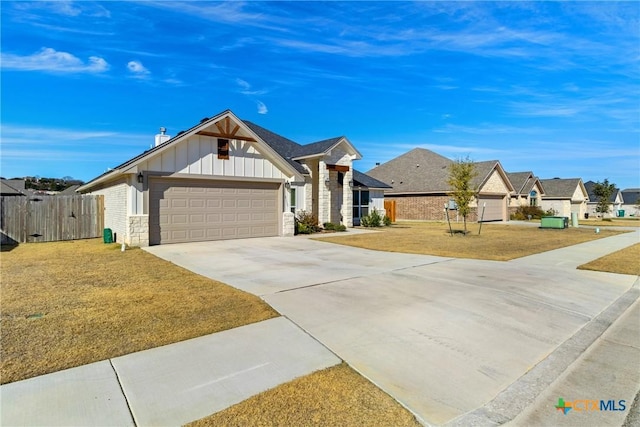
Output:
(126, 215), (149, 247)
(282, 212), (295, 236)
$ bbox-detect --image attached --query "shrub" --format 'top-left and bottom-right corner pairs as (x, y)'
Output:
(295, 211), (320, 235)
(511, 205), (548, 220)
(383, 215), (392, 226)
(296, 223), (313, 234)
(361, 209), (383, 227)
(322, 222), (346, 231)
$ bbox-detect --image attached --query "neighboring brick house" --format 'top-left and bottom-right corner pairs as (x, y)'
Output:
(366, 148), (514, 222)
(583, 180), (623, 218)
(539, 178), (589, 218)
(78, 109), (383, 246)
(507, 172), (545, 214)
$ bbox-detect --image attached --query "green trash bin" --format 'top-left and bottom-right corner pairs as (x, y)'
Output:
(103, 228), (113, 244)
(618, 210), (625, 217)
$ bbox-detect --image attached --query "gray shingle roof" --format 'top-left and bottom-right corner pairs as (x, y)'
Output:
(540, 178), (584, 198)
(507, 172), (533, 194)
(59, 185), (81, 195)
(507, 171), (544, 195)
(621, 189), (640, 204)
(366, 148), (510, 194)
(584, 181), (620, 203)
(242, 120), (308, 174)
(352, 169), (392, 189)
(366, 148), (453, 193)
(292, 137), (343, 158)
(1, 179), (26, 196)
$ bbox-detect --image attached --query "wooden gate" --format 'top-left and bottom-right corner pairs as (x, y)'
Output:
(1, 195), (104, 244)
(384, 200), (396, 222)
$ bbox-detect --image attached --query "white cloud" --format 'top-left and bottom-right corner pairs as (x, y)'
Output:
(256, 101), (268, 114)
(1, 48), (109, 73)
(235, 78), (267, 95)
(127, 60), (150, 78)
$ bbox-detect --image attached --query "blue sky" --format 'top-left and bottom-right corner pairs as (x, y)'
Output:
(2, 1), (639, 189)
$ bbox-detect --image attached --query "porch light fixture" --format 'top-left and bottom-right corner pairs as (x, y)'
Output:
(325, 177), (330, 185)
(348, 180), (354, 188)
(285, 182), (291, 190)
(137, 172), (144, 183)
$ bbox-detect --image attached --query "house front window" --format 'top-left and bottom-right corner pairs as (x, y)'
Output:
(530, 190), (538, 206)
(352, 189), (369, 224)
(290, 188), (296, 213)
(217, 139), (229, 159)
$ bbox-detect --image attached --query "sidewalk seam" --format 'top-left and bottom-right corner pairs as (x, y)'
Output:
(109, 358), (138, 427)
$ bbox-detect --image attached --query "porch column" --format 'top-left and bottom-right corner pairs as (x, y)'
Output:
(342, 169), (353, 227)
(317, 160), (330, 225)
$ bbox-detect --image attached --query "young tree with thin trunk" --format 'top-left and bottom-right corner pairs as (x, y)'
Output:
(447, 156), (477, 234)
(593, 179), (616, 216)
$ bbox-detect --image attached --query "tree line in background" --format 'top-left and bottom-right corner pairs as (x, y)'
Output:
(3, 176), (85, 192)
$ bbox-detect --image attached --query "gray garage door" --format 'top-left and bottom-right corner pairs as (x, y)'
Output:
(149, 179), (279, 245)
(477, 196), (505, 222)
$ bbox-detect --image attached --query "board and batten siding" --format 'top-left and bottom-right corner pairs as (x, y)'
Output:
(370, 190), (385, 213)
(90, 180), (128, 243)
(138, 137), (288, 180)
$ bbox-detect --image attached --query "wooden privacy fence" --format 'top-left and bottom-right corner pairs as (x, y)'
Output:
(1, 195), (104, 244)
(384, 200), (396, 222)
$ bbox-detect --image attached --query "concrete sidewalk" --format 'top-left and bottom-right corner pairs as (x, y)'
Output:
(511, 229), (639, 269)
(0, 317), (340, 426)
(510, 297), (640, 427)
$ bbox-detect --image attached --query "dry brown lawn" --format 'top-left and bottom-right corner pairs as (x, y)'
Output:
(579, 218), (640, 227)
(578, 243), (640, 276)
(0, 239), (278, 384)
(187, 363), (420, 427)
(316, 222), (624, 261)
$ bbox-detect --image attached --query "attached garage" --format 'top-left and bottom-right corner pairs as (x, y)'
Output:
(149, 179), (280, 245)
(477, 196), (505, 222)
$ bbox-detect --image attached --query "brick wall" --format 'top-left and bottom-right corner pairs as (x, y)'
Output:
(388, 194), (479, 222)
(91, 180), (127, 243)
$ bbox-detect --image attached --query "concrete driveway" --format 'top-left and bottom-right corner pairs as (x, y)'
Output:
(145, 232), (639, 425)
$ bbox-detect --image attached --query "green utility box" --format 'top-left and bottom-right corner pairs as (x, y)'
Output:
(618, 210), (625, 217)
(103, 228), (113, 243)
(540, 216), (568, 229)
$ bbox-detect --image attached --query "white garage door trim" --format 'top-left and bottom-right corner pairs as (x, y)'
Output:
(477, 196), (505, 222)
(149, 178), (280, 245)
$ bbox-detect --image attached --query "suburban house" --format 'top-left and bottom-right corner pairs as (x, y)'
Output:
(366, 148), (514, 222)
(620, 188), (640, 217)
(539, 178), (589, 218)
(506, 172), (545, 213)
(78, 109), (385, 246)
(583, 180), (623, 218)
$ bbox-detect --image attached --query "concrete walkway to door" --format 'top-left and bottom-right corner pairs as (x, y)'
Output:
(146, 230), (639, 426)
